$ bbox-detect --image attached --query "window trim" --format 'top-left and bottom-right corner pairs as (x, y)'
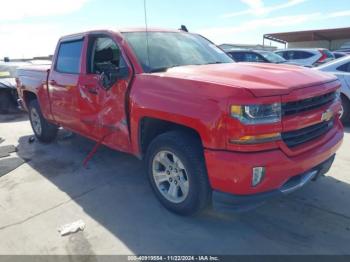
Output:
(54, 38), (84, 75)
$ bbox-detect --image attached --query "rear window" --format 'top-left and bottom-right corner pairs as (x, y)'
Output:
(55, 39), (83, 74)
(290, 51), (314, 59)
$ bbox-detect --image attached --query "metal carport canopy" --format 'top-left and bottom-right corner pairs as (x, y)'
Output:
(264, 27), (350, 45)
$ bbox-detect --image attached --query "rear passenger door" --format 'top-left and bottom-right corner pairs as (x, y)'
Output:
(49, 38), (84, 130)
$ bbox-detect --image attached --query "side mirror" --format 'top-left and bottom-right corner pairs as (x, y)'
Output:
(98, 66), (129, 90)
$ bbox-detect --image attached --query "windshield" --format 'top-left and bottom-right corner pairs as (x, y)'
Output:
(258, 51), (286, 63)
(122, 32), (233, 72)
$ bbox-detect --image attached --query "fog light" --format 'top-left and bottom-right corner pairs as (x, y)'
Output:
(252, 167), (265, 187)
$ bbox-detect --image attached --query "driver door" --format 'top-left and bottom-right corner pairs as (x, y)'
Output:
(78, 34), (132, 152)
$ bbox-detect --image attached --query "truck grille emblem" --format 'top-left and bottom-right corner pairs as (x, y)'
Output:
(321, 109), (333, 122)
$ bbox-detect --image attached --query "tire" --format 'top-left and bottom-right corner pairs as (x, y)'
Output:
(28, 99), (58, 143)
(0, 89), (11, 114)
(146, 131), (211, 216)
(341, 95), (350, 125)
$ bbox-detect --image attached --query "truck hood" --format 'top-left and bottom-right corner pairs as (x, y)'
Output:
(160, 63), (337, 97)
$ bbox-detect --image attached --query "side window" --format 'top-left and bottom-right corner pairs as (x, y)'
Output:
(276, 51), (287, 59)
(337, 62), (350, 73)
(286, 51), (295, 60)
(243, 53), (256, 62)
(56, 40), (83, 74)
(88, 37), (125, 74)
(294, 51), (313, 59)
(229, 52), (244, 62)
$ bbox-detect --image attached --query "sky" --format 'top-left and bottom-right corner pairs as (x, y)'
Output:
(0, 0), (349, 58)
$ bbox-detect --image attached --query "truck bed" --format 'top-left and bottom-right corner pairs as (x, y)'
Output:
(16, 65), (50, 95)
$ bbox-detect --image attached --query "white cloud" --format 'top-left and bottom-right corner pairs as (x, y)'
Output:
(0, 0), (89, 21)
(0, 23), (65, 58)
(222, 0), (307, 18)
(200, 13), (321, 41)
(327, 10), (350, 18)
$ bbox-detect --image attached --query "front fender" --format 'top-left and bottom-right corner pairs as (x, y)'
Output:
(128, 74), (240, 155)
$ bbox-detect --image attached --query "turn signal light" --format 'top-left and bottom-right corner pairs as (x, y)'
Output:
(230, 133), (281, 145)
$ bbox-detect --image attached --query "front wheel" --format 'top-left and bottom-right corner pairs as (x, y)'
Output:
(28, 99), (58, 143)
(146, 131), (211, 216)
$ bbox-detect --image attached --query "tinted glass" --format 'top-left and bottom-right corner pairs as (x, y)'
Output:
(123, 32), (233, 73)
(244, 52), (265, 62)
(56, 40), (83, 74)
(275, 51), (288, 59)
(294, 51), (314, 59)
(259, 51), (286, 63)
(334, 53), (346, 59)
(337, 62), (350, 72)
(229, 52), (245, 62)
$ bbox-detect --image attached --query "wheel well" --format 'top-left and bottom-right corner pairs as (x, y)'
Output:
(23, 91), (37, 107)
(139, 117), (202, 157)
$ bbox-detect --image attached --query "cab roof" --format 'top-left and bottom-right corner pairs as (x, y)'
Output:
(60, 28), (184, 42)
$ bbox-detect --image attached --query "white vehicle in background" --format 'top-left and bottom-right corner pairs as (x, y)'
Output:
(275, 48), (335, 67)
(318, 56), (350, 124)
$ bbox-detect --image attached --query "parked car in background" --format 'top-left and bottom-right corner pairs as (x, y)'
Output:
(336, 42), (350, 54)
(0, 60), (51, 113)
(225, 49), (297, 65)
(16, 28), (343, 215)
(0, 61), (29, 113)
(275, 48), (335, 67)
(318, 56), (350, 124)
(335, 49), (350, 54)
(332, 52), (348, 59)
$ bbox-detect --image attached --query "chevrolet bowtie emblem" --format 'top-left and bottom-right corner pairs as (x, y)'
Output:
(321, 109), (334, 122)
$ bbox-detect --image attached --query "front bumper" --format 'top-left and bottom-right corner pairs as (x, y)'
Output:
(212, 155), (335, 210)
(204, 120), (343, 199)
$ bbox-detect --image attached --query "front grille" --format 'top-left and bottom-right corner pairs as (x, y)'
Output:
(282, 120), (334, 148)
(282, 92), (336, 116)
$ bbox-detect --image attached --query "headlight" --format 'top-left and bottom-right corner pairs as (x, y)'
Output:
(231, 103), (281, 125)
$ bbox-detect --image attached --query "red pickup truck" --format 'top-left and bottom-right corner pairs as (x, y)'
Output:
(16, 29), (343, 215)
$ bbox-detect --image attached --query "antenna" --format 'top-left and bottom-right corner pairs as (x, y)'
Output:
(144, 0), (151, 69)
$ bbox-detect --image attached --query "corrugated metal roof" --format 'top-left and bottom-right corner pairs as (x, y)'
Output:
(264, 27), (350, 43)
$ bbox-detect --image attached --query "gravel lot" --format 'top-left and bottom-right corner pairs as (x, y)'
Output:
(0, 113), (349, 255)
